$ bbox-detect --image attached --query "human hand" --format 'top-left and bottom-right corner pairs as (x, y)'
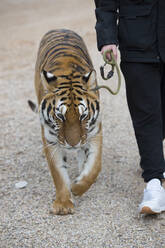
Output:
(101, 44), (117, 61)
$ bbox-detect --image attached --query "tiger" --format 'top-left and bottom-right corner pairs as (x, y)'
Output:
(28, 29), (102, 215)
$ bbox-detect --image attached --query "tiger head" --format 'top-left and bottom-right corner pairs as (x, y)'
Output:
(38, 69), (100, 149)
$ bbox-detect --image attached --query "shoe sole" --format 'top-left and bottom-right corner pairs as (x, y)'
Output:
(140, 206), (160, 215)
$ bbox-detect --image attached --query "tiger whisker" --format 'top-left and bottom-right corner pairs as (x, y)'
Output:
(49, 146), (58, 164)
(40, 142), (55, 151)
(43, 142), (55, 150)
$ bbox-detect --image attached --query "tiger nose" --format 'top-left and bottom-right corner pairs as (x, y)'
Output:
(64, 103), (81, 146)
(65, 125), (81, 147)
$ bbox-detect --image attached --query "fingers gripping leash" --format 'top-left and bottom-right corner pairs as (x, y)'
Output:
(92, 50), (121, 95)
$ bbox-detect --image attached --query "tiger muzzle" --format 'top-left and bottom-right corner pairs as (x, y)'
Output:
(64, 121), (81, 147)
(64, 104), (81, 147)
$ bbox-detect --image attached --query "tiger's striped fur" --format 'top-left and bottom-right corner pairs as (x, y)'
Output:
(32, 29), (102, 215)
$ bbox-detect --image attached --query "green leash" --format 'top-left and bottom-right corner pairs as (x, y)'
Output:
(93, 50), (121, 95)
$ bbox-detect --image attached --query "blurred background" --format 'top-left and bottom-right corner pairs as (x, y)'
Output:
(0, 0), (98, 78)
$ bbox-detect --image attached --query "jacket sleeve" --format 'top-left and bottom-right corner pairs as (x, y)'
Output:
(94, 0), (118, 51)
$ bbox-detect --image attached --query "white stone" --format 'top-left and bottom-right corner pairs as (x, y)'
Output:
(15, 181), (28, 189)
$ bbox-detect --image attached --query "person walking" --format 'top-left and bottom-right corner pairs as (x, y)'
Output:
(94, 0), (165, 214)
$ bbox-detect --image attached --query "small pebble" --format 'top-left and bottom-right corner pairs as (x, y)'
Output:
(15, 181), (28, 189)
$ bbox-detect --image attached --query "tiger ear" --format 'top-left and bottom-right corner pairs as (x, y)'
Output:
(83, 70), (97, 88)
(41, 70), (57, 91)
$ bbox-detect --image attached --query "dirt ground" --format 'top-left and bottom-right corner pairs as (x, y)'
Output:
(1, 0), (165, 247)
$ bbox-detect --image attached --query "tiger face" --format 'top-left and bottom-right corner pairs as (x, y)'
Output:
(39, 69), (100, 149)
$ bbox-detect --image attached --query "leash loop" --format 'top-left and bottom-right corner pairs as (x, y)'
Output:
(93, 50), (121, 95)
(100, 63), (114, 80)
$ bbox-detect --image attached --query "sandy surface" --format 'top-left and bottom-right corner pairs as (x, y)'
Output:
(1, 0), (165, 247)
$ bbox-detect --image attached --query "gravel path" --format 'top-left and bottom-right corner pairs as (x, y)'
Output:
(1, 0), (165, 247)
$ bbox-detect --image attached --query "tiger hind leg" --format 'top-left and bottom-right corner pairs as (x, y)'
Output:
(71, 130), (102, 196)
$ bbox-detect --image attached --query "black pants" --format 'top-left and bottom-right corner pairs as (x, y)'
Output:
(120, 62), (165, 182)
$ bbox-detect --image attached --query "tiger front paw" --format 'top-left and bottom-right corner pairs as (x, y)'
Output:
(71, 181), (90, 196)
(51, 199), (74, 215)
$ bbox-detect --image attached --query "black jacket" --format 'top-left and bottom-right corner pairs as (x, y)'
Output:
(94, 0), (165, 62)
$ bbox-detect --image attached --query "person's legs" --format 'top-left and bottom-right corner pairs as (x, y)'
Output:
(161, 63), (165, 140)
(120, 62), (165, 214)
(120, 62), (165, 182)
